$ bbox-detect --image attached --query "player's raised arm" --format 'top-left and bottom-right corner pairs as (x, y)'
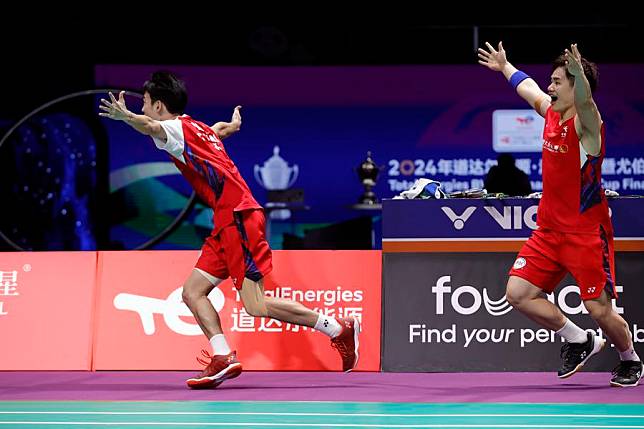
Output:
(211, 105), (242, 140)
(99, 91), (167, 141)
(478, 41), (551, 117)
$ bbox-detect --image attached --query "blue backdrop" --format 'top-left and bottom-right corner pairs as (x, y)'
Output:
(96, 65), (644, 249)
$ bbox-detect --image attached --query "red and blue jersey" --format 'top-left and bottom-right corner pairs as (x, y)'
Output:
(537, 107), (611, 233)
(153, 115), (261, 235)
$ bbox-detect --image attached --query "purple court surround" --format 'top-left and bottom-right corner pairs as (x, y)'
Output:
(0, 371), (641, 403)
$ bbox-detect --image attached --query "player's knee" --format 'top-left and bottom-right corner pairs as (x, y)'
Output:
(584, 299), (611, 321)
(244, 300), (268, 317)
(244, 301), (269, 318)
(505, 284), (525, 308)
(240, 279), (269, 317)
(182, 287), (200, 308)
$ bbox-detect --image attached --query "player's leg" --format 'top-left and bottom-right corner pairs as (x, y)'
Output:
(185, 237), (242, 389)
(232, 209), (360, 371)
(506, 275), (566, 331)
(571, 227), (642, 387)
(507, 229), (602, 378)
(181, 268), (224, 339)
(506, 229), (568, 330)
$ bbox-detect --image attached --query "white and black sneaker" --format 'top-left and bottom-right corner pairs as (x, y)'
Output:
(558, 332), (606, 379)
(610, 361), (643, 387)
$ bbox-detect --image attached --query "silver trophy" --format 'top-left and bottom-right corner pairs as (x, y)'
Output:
(254, 146), (299, 219)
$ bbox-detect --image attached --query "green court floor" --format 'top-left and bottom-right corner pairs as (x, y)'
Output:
(0, 401), (643, 428)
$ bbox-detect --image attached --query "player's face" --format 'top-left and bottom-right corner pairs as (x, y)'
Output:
(142, 92), (162, 120)
(547, 67), (574, 113)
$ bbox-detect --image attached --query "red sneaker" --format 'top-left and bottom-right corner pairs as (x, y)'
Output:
(330, 317), (360, 372)
(186, 350), (242, 389)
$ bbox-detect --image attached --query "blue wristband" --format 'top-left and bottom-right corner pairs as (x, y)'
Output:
(509, 70), (530, 90)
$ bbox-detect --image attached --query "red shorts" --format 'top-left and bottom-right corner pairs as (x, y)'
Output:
(509, 226), (616, 300)
(195, 209), (273, 289)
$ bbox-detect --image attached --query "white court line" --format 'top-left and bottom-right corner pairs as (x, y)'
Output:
(1, 422), (644, 428)
(0, 412), (644, 418)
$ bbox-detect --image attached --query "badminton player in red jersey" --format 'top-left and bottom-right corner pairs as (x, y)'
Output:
(99, 71), (360, 388)
(478, 42), (641, 387)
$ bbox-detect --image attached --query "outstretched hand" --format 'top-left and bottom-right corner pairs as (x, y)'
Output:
(99, 91), (131, 121)
(231, 105), (242, 124)
(564, 43), (584, 77)
(478, 41), (508, 72)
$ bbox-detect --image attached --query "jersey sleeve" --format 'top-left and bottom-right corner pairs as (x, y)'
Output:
(152, 118), (186, 163)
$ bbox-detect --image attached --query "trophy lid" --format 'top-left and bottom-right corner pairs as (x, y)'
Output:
(358, 151), (380, 180)
(262, 146), (288, 169)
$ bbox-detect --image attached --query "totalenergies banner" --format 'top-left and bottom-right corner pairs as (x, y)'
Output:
(92, 250), (381, 371)
(0, 252), (97, 370)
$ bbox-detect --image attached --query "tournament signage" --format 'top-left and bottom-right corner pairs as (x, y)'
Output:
(382, 198), (644, 371)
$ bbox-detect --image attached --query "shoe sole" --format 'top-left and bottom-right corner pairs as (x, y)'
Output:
(610, 379), (641, 388)
(558, 336), (606, 379)
(186, 362), (243, 389)
(345, 318), (361, 373)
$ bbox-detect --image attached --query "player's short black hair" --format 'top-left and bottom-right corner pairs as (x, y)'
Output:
(143, 71), (188, 114)
(552, 55), (599, 93)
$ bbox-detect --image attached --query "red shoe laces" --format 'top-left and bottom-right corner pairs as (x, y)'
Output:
(196, 349), (214, 366)
(331, 338), (351, 357)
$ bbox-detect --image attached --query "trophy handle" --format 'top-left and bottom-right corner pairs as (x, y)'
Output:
(253, 165), (265, 188)
(287, 165), (299, 188)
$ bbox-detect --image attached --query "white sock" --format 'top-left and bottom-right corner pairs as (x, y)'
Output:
(314, 314), (342, 338)
(209, 334), (231, 355)
(556, 318), (588, 344)
(618, 346), (640, 362)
